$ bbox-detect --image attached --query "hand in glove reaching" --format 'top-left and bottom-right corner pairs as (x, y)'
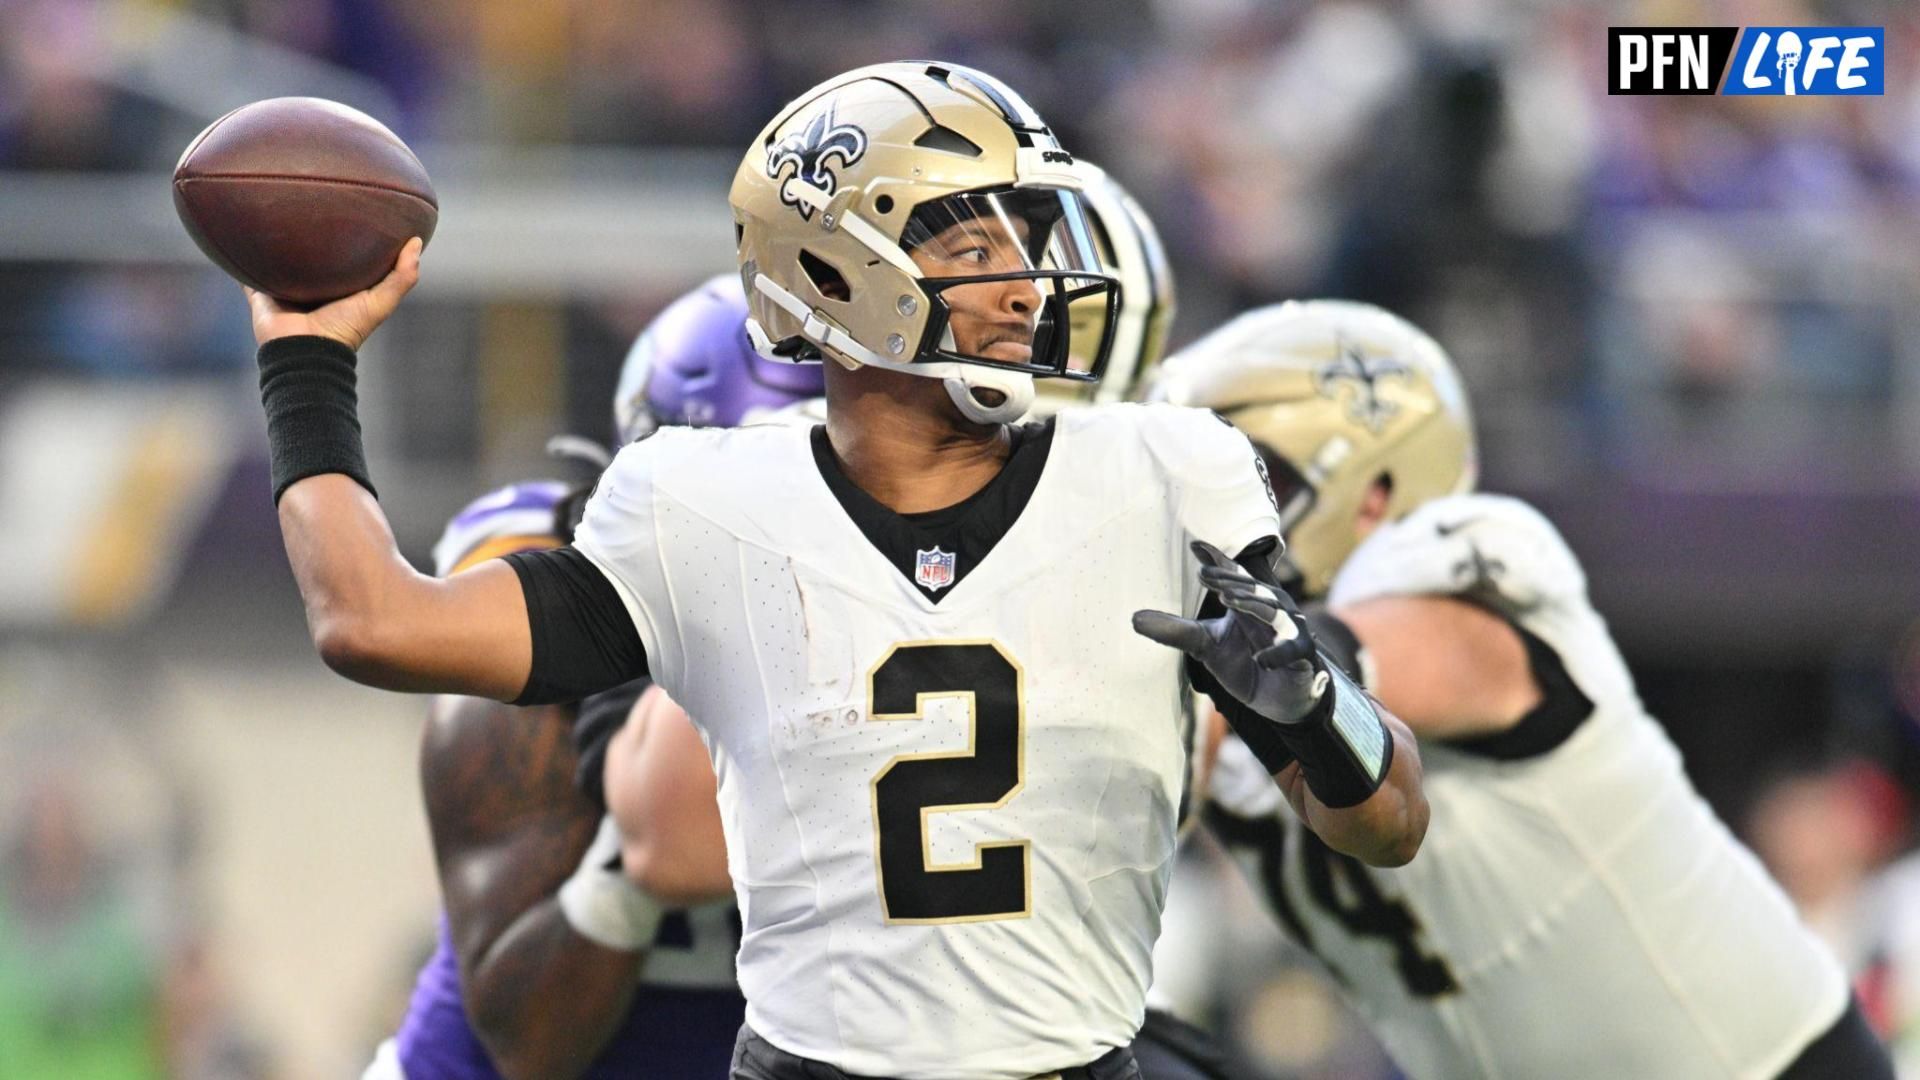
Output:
(1132, 540), (1331, 726)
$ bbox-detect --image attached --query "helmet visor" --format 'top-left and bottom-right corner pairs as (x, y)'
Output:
(903, 186), (1120, 380)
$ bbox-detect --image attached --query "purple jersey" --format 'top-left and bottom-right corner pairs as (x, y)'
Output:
(394, 916), (745, 1080)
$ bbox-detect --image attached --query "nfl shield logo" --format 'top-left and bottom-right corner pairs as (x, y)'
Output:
(914, 547), (957, 592)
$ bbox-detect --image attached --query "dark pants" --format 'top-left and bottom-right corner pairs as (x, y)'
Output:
(1777, 998), (1895, 1080)
(1129, 1009), (1241, 1080)
(729, 1024), (1141, 1080)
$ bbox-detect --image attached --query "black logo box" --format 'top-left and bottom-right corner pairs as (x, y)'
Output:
(1608, 27), (1741, 95)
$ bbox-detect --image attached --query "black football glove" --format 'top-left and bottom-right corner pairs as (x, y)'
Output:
(1132, 540), (1330, 726)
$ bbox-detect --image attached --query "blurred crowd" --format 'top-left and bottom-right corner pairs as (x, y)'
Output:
(5, 0), (1920, 1077)
(0, 652), (273, 1079)
(9, 0), (1920, 439)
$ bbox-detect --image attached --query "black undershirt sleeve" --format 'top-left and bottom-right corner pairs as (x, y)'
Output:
(503, 547), (649, 706)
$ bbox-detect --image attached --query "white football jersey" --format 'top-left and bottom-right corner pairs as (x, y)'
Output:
(575, 404), (1279, 1079)
(1210, 493), (1848, 1080)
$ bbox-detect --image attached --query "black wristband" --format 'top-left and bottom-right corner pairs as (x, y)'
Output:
(1275, 663), (1394, 808)
(258, 335), (374, 503)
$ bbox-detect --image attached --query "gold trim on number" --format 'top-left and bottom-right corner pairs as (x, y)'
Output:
(867, 638), (1033, 925)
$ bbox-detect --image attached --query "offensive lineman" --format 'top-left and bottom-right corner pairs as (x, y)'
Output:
(1149, 300), (1893, 1079)
(238, 62), (1427, 1078)
(362, 276), (818, 1080)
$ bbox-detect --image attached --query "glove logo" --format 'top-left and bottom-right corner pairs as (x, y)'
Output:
(1315, 337), (1409, 432)
(766, 105), (868, 221)
(914, 547), (957, 592)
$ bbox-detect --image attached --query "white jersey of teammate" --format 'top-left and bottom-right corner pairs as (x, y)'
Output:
(575, 403), (1279, 1079)
(1857, 852), (1920, 1077)
(1209, 492), (1848, 1080)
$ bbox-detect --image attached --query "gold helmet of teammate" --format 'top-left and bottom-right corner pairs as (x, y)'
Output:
(729, 61), (1121, 424)
(1027, 162), (1176, 416)
(1145, 300), (1477, 597)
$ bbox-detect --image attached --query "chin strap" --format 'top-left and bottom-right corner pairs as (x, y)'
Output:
(747, 275), (884, 369)
(945, 367), (1034, 424)
(748, 270), (1036, 424)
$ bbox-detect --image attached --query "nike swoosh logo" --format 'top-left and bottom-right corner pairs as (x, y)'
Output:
(1434, 517), (1483, 538)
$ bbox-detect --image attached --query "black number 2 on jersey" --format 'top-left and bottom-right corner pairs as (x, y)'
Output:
(869, 641), (1030, 924)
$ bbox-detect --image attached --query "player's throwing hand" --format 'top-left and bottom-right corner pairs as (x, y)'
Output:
(245, 236), (423, 350)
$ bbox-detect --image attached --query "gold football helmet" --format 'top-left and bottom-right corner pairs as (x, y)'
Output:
(1146, 301), (1477, 597)
(730, 61), (1121, 424)
(1027, 162), (1176, 416)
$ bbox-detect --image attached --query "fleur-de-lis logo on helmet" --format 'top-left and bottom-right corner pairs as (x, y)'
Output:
(765, 104), (868, 221)
(1315, 336), (1410, 433)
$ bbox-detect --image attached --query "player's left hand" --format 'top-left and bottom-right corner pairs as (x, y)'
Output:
(1133, 540), (1330, 725)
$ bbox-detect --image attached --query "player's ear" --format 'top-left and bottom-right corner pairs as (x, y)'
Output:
(1354, 473), (1394, 537)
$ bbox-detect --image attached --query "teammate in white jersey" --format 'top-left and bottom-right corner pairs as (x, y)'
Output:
(231, 63), (1428, 1079)
(1854, 848), (1920, 1077)
(1146, 300), (1893, 1079)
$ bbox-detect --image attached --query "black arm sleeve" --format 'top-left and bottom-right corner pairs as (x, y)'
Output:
(504, 547), (648, 706)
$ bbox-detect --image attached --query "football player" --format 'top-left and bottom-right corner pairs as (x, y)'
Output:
(603, 162), (1247, 1080)
(240, 61), (1428, 1079)
(1023, 161), (1176, 418)
(362, 276), (820, 1080)
(1148, 300), (1894, 1079)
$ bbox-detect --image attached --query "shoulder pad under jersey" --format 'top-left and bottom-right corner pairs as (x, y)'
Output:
(1327, 493), (1585, 616)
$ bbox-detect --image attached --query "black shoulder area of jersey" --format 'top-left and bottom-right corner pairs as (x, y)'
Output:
(1444, 616), (1594, 761)
(809, 418), (1056, 603)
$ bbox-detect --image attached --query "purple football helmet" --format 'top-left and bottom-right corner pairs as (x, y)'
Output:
(613, 274), (824, 445)
(431, 480), (569, 576)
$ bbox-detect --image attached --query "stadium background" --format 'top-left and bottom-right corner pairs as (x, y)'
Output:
(3, 0), (1918, 1076)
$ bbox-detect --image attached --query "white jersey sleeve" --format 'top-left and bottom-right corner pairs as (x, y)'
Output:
(1327, 492), (1641, 728)
(570, 433), (686, 694)
(1134, 403), (1282, 558)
